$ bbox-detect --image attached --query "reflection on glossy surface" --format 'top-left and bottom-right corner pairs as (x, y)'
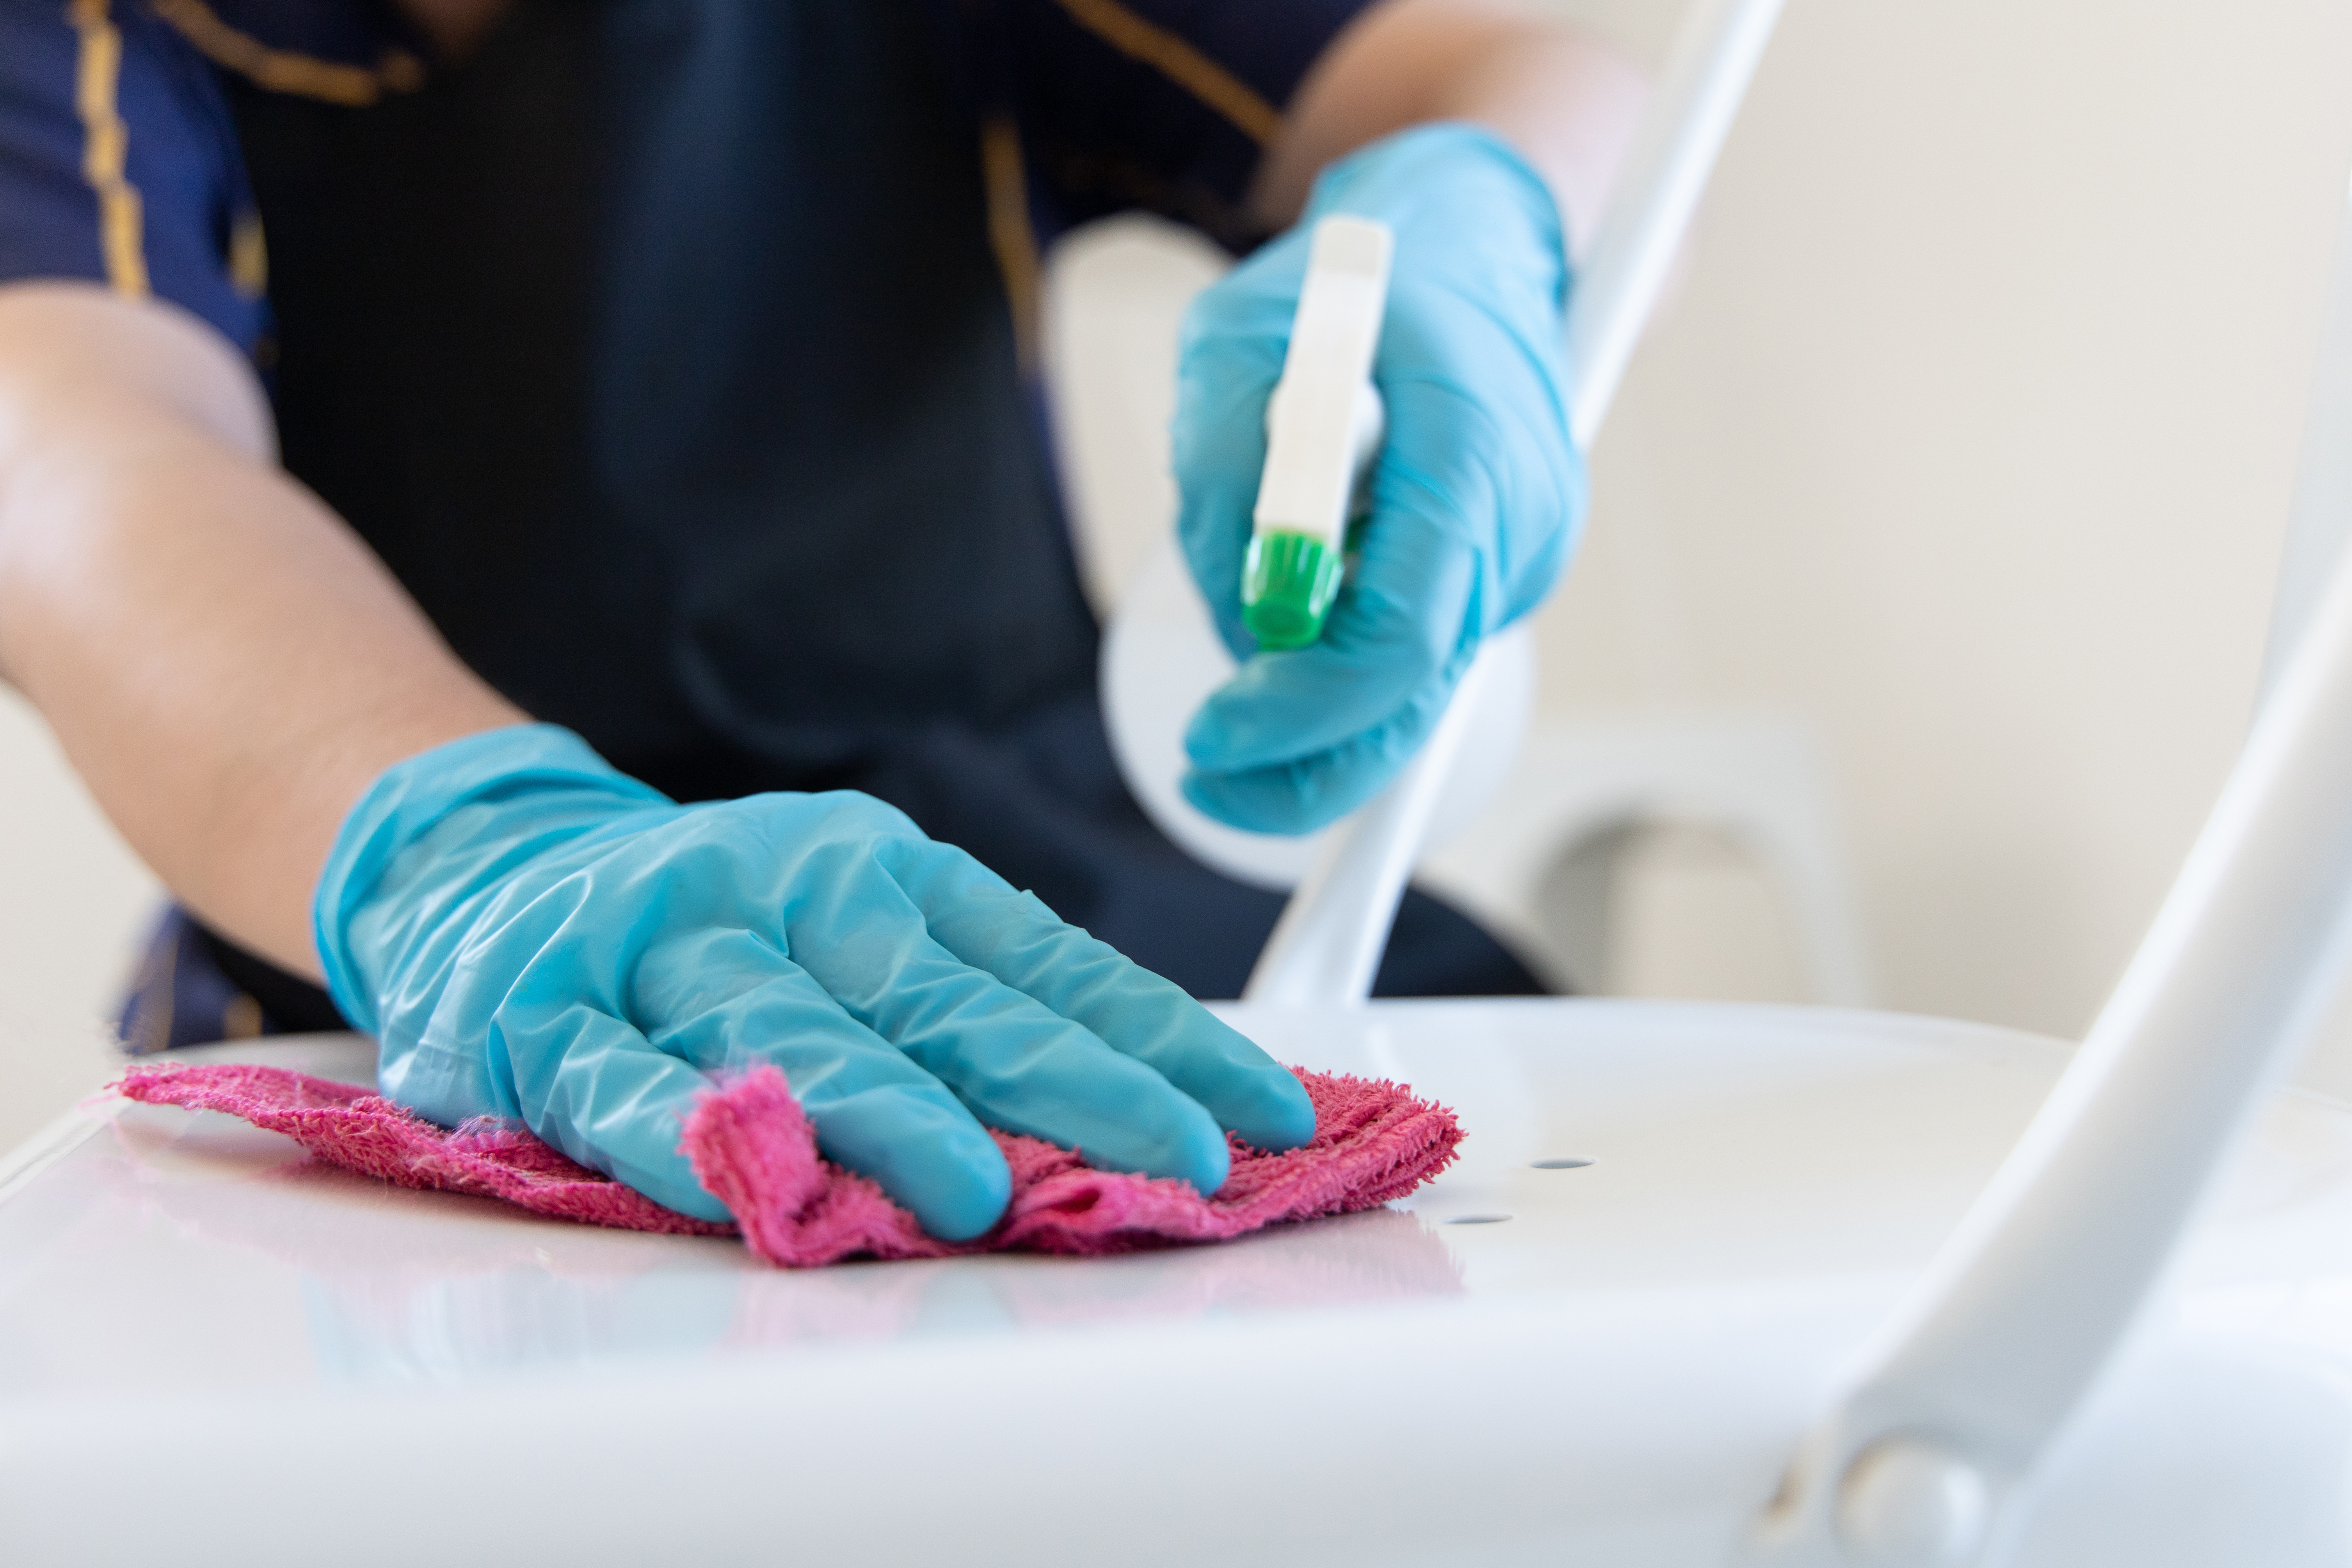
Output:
(9, 1003), (2352, 1566)
(155, 1154), (1461, 1383)
(2, 1035), (1466, 1388)
(10, 1001), (2343, 1396)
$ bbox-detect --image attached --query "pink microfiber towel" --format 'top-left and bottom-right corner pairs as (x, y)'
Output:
(116, 1061), (1462, 1267)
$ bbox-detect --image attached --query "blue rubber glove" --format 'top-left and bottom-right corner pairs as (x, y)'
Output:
(1173, 124), (1587, 833)
(314, 725), (1316, 1241)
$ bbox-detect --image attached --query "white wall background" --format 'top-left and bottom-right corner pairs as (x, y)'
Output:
(0, 688), (156, 1152)
(1054, 0), (2352, 1026)
(1543, 0), (2352, 1031)
(6, 0), (2352, 1152)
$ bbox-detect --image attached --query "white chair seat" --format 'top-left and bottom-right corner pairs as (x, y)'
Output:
(5, 1005), (2348, 1566)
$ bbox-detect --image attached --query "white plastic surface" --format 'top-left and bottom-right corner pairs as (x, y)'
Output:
(1742, 407), (2352, 1568)
(1244, 641), (1513, 1001)
(1255, 215), (1392, 547)
(1832, 1440), (1989, 1568)
(7, 1004), (2352, 1566)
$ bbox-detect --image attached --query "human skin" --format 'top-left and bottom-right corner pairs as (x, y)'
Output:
(0, 0), (1644, 982)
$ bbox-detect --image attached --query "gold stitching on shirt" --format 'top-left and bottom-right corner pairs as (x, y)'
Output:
(981, 115), (1042, 376)
(149, 0), (423, 107)
(227, 206), (266, 298)
(122, 917), (178, 1056)
(1048, 0), (1282, 146)
(220, 992), (264, 1040)
(67, 0), (150, 298)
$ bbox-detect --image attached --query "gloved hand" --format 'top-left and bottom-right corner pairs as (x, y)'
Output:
(314, 724), (1316, 1241)
(1173, 123), (1586, 833)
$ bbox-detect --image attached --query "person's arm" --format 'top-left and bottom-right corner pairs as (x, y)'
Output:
(0, 2), (1322, 1243)
(0, 280), (1318, 1239)
(1250, 0), (1648, 252)
(0, 282), (524, 978)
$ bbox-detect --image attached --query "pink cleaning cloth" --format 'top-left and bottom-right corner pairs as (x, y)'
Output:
(115, 1061), (1461, 1267)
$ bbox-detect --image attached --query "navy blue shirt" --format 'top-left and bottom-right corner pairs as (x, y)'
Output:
(5, 0), (1545, 1023)
(2, 0), (1352, 347)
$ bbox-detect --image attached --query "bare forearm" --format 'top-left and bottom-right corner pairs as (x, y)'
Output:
(0, 284), (523, 978)
(1252, 0), (1648, 256)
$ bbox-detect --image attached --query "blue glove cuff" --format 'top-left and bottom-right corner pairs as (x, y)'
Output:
(312, 724), (668, 1031)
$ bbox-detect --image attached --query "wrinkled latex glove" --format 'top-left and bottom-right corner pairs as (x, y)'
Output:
(1174, 123), (1586, 833)
(315, 725), (1316, 1241)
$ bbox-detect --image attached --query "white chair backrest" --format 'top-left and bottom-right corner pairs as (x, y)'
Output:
(1741, 126), (2352, 1568)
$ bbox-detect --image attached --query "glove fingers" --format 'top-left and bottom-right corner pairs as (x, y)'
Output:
(634, 926), (1013, 1241)
(1183, 493), (1477, 777)
(783, 850), (1238, 1195)
(879, 840), (1316, 1153)
(1180, 660), (1460, 835)
(486, 999), (743, 1225)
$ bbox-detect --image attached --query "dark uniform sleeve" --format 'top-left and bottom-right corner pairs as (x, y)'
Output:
(0, 0), (265, 353)
(995, 0), (1376, 247)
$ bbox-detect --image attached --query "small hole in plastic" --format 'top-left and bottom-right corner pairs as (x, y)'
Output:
(1531, 1157), (1595, 1170)
(1444, 1214), (1512, 1225)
